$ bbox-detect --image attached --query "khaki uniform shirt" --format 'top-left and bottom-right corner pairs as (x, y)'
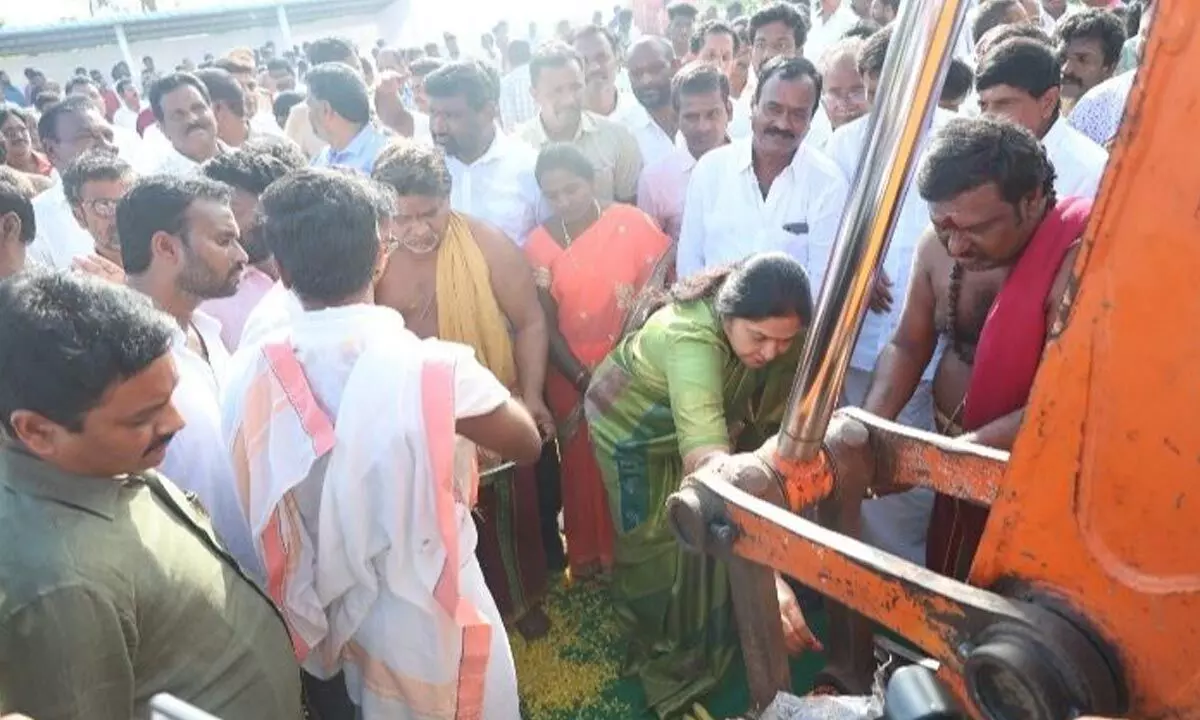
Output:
(516, 110), (644, 204)
(0, 446), (303, 720)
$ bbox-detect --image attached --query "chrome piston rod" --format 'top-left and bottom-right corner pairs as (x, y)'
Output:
(775, 0), (970, 461)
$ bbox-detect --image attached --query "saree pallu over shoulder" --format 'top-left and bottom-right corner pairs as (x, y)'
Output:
(228, 333), (514, 719)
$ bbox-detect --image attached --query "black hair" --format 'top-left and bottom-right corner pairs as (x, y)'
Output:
(260, 169), (394, 303)
(507, 40), (533, 67)
(878, 0), (899, 10)
(918, 116), (1056, 208)
(64, 76), (98, 97)
(972, 0), (1025, 46)
(266, 58), (295, 76)
(571, 24), (621, 55)
(34, 92), (62, 115)
(423, 60), (499, 109)
(307, 36), (358, 67)
(668, 252), (813, 323)
(116, 174), (232, 274)
(690, 19), (742, 54)
(305, 63), (371, 125)
(529, 42), (584, 87)
(941, 57), (976, 103)
(0, 105), (26, 135)
(193, 68), (247, 118)
(977, 38), (1062, 99)
(857, 23), (892, 78)
(148, 72), (211, 123)
(240, 135), (309, 172)
(843, 19), (882, 41)
(667, 0), (700, 21)
(0, 270), (176, 434)
(410, 57), (445, 79)
(37, 95), (95, 145)
(753, 55), (823, 115)
(0, 167), (36, 245)
(201, 146), (295, 196)
(672, 63), (731, 109)
(61, 150), (133, 207)
(115, 78), (136, 95)
(272, 90), (305, 128)
(534, 143), (595, 186)
(749, 3), (809, 51)
(372, 140), (453, 198)
(976, 21), (1054, 58)
(1056, 8), (1128, 67)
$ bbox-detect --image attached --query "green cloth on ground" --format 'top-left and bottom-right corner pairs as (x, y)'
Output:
(583, 299), (802, 718)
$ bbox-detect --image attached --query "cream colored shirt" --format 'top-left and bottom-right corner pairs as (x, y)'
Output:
(516, 110), (644, 203)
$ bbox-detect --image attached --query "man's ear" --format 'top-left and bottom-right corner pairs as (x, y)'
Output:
(8, 409), (66, 459)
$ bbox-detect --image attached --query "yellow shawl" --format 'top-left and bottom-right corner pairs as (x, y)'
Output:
(436, 212), (518, 389)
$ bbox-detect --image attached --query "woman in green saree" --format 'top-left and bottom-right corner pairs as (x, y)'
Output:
(584, 252), (821, 717)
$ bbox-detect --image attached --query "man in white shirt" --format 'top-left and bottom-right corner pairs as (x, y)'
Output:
(573, 25), (644, 125)
(676, 55), (849, 290)
(65, 76), (147, 171)
(112, 78), (145, 133)
(146, 72), (225, 176)
(116, 174), (260, 580)
(624, 37), (683, 167)
(730, 3), (834, 146)
(818, 37), (870, 132)
(499, 40), (539, 131)
(29, 96), (118, 269)
(1068, 67), (1135, 147)
(805, 0), (862, 63)
(223, 167), (540, 720)
(976, 37), (1108, 198)
(823, 23), (955, 565)
(61, 149), (134, 271)
(638, 64), (732, 240)
(424, 61), (541, 247)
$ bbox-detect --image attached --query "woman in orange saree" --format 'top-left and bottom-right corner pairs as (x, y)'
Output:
(525, 143), (671, 579)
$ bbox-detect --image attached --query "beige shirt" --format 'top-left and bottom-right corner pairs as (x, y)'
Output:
(0, 446), (302, 720)
(516, 110), (644, 203)
(284, 102), (326, 159)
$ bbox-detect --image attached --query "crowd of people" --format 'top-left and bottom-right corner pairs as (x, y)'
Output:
(0, 0), (1151, 717)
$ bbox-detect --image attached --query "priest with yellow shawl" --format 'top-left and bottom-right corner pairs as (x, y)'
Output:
(372, 141), (556, 640)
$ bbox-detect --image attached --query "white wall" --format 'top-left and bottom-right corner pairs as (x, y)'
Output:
(0, 11), (403, 89)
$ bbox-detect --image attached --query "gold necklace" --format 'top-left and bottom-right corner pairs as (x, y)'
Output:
(560, 199), (603, 245)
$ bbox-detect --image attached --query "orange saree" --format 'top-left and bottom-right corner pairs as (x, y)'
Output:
(525, 203), (671, 576)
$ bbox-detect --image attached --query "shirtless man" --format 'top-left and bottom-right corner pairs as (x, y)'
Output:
(864, 116), (1083, 453)
(814, 115), (1090, 693)
(371, 140), (556, 638)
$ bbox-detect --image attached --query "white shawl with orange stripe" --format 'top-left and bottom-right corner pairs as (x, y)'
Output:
(221, 304), (520, 720)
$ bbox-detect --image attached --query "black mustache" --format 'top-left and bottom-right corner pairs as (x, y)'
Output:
(145, 432), (177, 456)
(1063, 74), (1082, 85)
(187, 123), (209, 133)
(766, 128), (796, 140)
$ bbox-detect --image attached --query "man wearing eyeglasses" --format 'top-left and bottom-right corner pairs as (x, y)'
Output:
(62, 149), (134, 275)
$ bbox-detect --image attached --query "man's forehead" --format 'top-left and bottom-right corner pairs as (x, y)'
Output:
(931, 183), (1009, 219)
(679, 90), (725, 111)
(81, 176), (131, 196)
(760, 73), (817, 102)
(165, 85), (207, 107)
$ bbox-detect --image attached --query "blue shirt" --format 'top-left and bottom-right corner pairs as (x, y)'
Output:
(3, 85), (26, 106)
(312, 123), (392, 176)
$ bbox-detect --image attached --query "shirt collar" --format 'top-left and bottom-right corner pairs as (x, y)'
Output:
(0, 444), (125, 521)
(534, 110), (599, 143)
(330, 123), (381, 161)
(734, 136), (809, 174)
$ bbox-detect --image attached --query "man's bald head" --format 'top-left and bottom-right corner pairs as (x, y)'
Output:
(627, 36), (680, 110)
(628, 35), (677, 62)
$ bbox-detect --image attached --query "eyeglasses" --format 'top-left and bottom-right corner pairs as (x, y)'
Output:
(823, 88), (868, 106)
(83, 198), (122, 217)
(0, 125), (29, 142)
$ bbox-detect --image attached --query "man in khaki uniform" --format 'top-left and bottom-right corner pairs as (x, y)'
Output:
(0, 271), (302, 720)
